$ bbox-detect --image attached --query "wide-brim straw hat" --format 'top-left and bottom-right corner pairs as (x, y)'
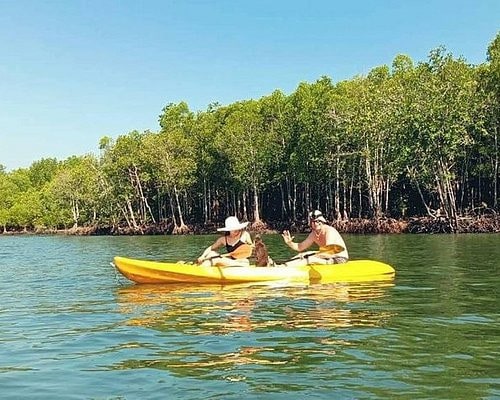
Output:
(217, 216), (249, 232)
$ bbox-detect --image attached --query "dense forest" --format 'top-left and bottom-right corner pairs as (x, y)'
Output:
(1, 34), (499, 235)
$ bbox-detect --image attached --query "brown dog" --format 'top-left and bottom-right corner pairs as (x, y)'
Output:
(253, 234), (270, 267)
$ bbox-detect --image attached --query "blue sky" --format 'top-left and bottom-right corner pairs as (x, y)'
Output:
(1, 0), (499, 171)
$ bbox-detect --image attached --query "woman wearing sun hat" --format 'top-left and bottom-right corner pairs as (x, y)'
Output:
(281, 210), (348, 267)
(196, 216), (253, 267)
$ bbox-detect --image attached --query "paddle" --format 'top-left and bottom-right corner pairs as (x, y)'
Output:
(288, 243), (345, 261)
(317, 243), (345, 255)
(199, 243), (253, 263)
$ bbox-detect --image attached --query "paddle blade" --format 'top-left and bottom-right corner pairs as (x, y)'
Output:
(229, 243), (253, 259)
(318, 244), (345, 255)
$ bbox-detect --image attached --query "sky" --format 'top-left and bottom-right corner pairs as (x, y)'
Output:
(1, 0), (499, 171)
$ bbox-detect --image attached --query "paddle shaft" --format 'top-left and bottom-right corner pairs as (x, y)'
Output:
(289, 244), (344, 261)
(202, 243), (253, 261)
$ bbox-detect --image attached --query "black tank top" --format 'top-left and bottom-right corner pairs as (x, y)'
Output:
(225, 233), (245, 253)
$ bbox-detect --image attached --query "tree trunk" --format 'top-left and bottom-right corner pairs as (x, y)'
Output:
(280, 181), (286, 219)
(495, 126), (499, 209)
(71, 198), (79, 229)
(304, 181), (310, 216)
(334, 151), (341, 220)
(242, 190), (248, 221)
(172, 186), (189, 234)
(253, 184), (261, 223)
(435, 159), (459, 231)
(203, 178), (208, 224)
(130, 165), (156, 224)
(126, 198), (140, 232)
(119, 204), (132, 229)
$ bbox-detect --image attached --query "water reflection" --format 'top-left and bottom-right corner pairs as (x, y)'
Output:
(112, 280), (396, 383)
(116, 279), (396, 333)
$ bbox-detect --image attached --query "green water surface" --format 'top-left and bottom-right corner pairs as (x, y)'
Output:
(0, 233), (498, 399)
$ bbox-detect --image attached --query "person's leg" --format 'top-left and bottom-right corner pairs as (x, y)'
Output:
(304, 255), (329, 265)
(282, 255), (328, 266)
(213, 258), (250, 267)
(283, 257), (308, 267)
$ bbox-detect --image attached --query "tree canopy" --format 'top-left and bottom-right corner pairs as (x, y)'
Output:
(1, 33), (499, 234)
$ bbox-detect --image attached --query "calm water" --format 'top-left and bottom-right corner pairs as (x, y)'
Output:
(0, 233), (498, 399)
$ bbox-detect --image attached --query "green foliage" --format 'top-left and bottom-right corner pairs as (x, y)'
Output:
(45, 155), (101, 228)
(2, 33), (499, 232)
(29, 158), (60, 189)
(285, 77), (336, 184)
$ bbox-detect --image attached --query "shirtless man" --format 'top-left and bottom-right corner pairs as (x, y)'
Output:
(281, 210), (349, 267)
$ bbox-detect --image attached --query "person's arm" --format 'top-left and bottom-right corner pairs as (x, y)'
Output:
(282, 230), (314, 252)
(241, 231), (253, 245)
(197, 237), (223, 263)
(198, 245), (214, 261)
(324, 228), (345, 249)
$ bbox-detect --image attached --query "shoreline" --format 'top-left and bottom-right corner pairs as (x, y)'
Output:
(2, 215), (499, 236)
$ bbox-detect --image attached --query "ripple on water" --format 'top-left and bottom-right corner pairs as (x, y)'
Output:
(0, 234), (499, 399)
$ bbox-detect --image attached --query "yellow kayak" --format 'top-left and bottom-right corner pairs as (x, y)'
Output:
(112, 256), (395, 284)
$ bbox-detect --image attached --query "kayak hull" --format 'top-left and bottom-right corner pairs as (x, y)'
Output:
(113, 256), (395, 284)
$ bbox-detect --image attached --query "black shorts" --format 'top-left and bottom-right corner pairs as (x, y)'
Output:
(302, 253), (348, 265)
(327, 256), (348, 264)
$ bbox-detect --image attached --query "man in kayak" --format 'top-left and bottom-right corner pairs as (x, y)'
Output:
(281, 210), (349, 267)
(197, 216), (253, 267)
